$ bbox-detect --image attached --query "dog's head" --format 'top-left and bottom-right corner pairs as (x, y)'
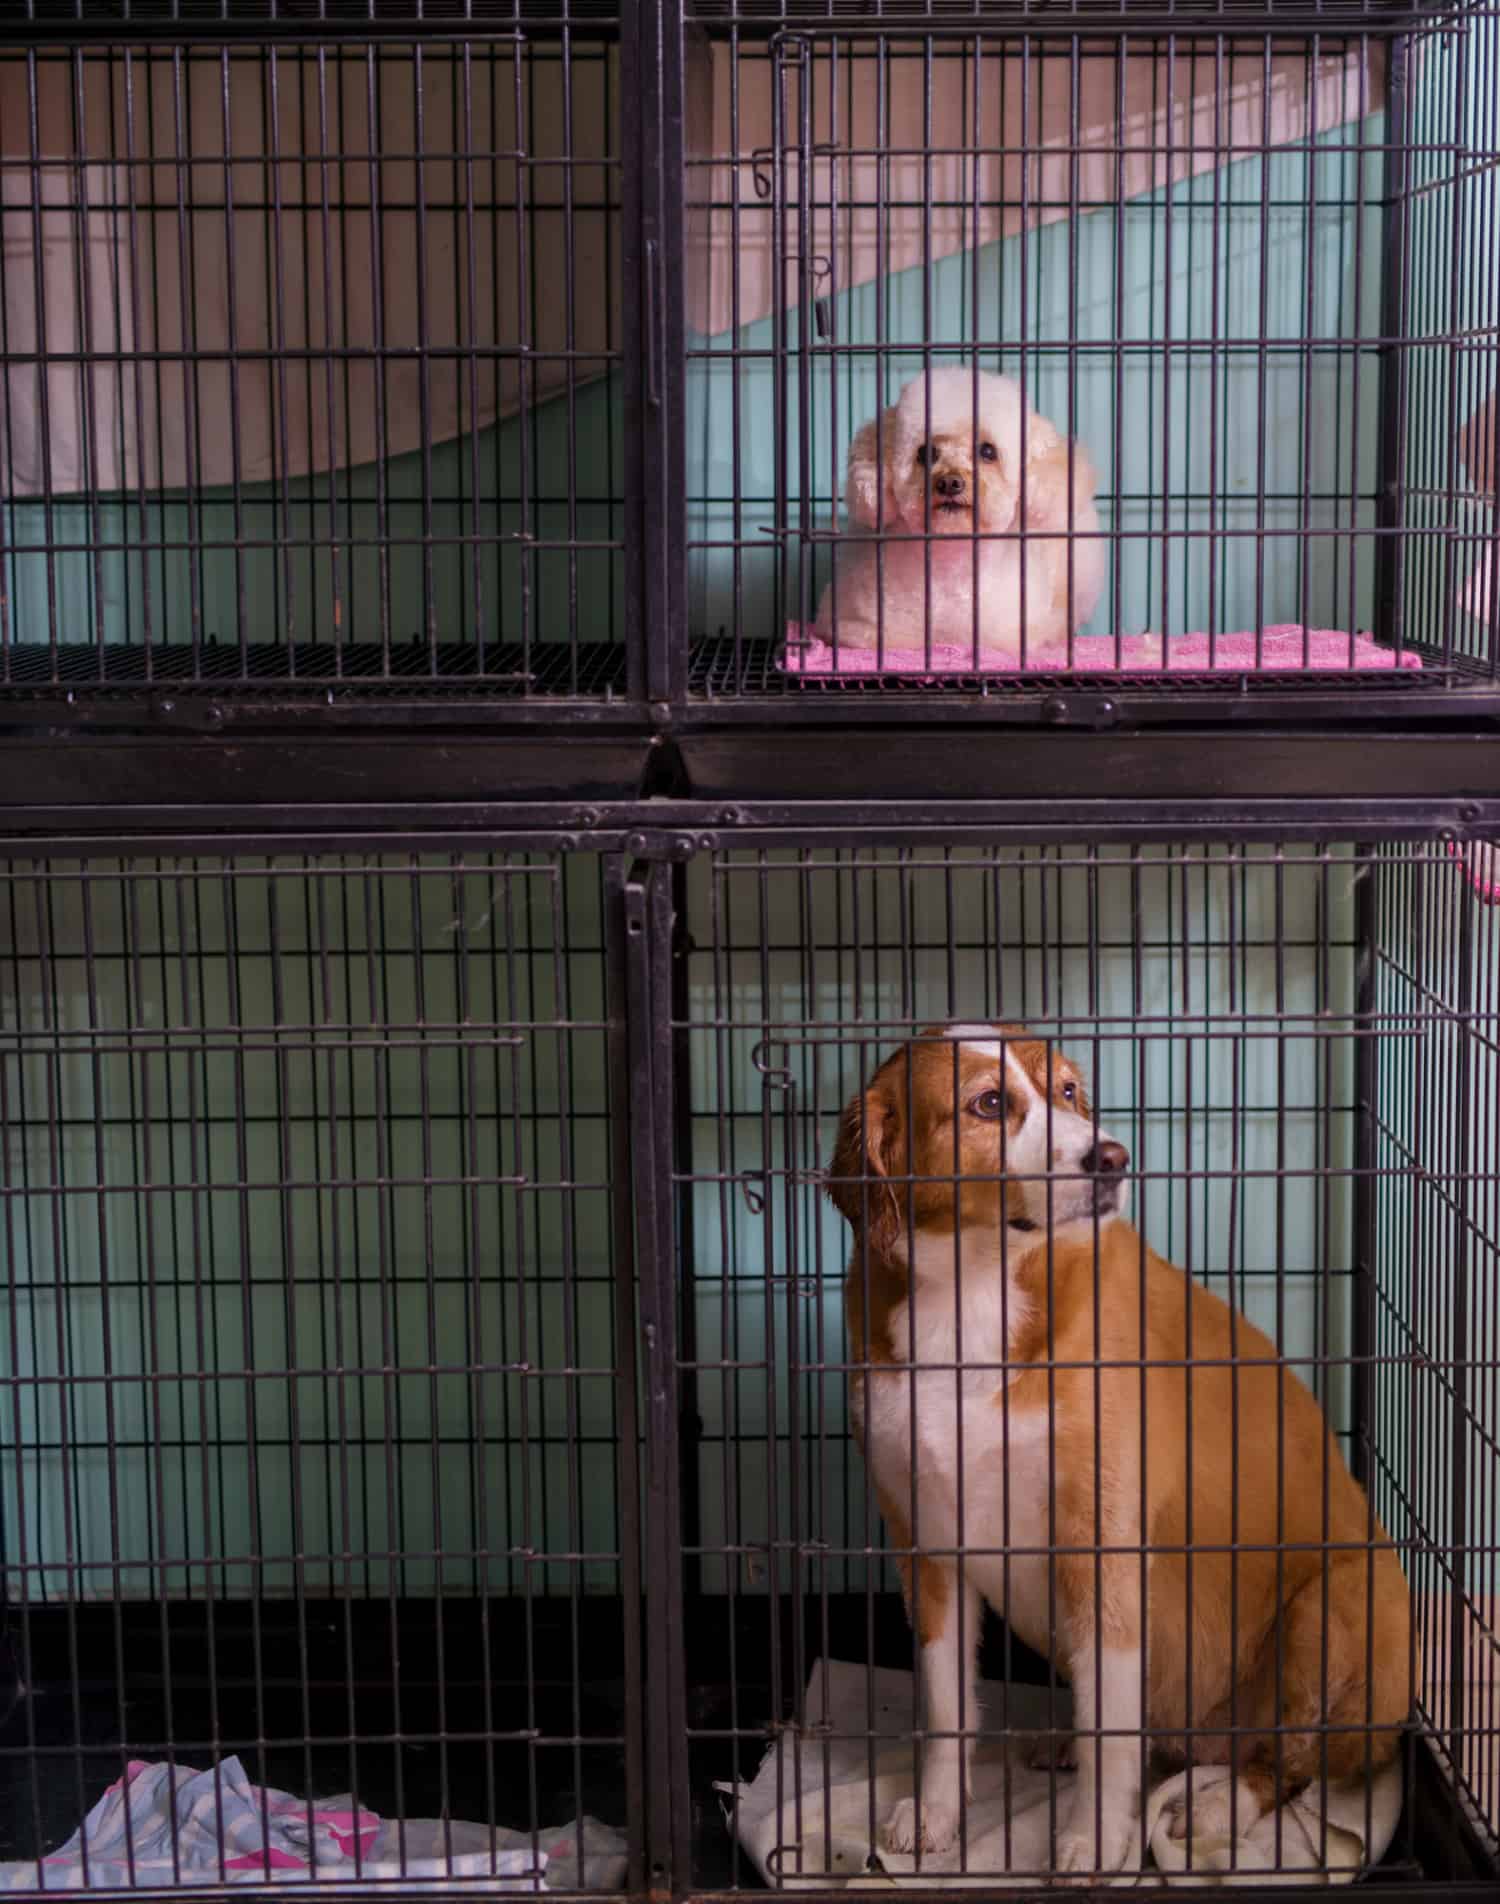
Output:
(845, 368), (1070, 537)
(827, 1023), (1128, 1256)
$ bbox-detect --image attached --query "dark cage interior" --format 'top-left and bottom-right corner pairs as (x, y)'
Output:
(0, 839), (1497, 1892)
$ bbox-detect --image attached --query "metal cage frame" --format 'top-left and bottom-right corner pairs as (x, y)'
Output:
(0, 815), (1499, 1900)
(0, 2), (1495, 821)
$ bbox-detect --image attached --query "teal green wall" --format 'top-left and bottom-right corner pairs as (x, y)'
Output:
(2, 378), (625, 655)
(1, 854), (621, 1598)
(1400, 22), (1500, 657)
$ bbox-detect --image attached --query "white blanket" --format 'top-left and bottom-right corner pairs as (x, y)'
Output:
(0, 1755), (628, 1892)
(720, 1660), (1402, 1889)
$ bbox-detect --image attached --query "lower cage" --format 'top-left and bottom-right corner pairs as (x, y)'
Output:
(668, 839), (1500, 1892)
(0, 838), (1497, 1894)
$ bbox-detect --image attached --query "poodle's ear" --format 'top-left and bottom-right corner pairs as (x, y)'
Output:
(845, 409), (897, 528)
(1461, 392), (1496, 500)
(1023, 421), (1094, 530)
(827, 1068), (907, 1257)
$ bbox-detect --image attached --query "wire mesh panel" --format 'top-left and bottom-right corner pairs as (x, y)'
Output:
(0, 848), (641, 1891)
(683, 4), (1500, 702)
(672, 839), (1499, 1889)
(0, 8), (628, 700)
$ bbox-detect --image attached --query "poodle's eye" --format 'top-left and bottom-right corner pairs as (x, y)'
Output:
(979, 442), (999, 463)
(970, 1089), (1005, 1120)
(915, 444), (931, 468)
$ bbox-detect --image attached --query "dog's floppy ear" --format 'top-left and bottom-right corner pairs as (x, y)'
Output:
(845, 409), (897, 528)
(827, 1064), (907, 1256)
(1023, 421), (1095, 531)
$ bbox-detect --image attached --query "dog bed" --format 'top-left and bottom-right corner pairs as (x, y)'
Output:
(779, 624), (1420, 678)
(718, 1659), (1402, 1890)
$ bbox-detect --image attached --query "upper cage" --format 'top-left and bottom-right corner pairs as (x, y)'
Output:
(0, 1), (636, 709)
(679, 0), (1500, 716)
(1, 0), (1499, 782)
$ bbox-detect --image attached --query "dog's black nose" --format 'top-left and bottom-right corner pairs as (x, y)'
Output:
(1083, 1140), (1129, 1176)
(933, 471), (966, 498)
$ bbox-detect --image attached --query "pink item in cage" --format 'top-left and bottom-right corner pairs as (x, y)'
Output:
(779, 623), (1423, 677)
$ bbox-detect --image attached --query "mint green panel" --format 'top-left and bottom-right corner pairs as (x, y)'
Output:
(1399, 16), (1500, 658)
(688, 121), (1384, 645)
(2, 378), (625, 653)
(0, 854), (622, 1603)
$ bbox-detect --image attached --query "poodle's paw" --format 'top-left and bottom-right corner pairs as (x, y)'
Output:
(1166, 1774), (1268, 1844)
(880, 1793), (962, 1856)
(1049, 1798), (1137, 1885)
(1027, 1731), (1078, 1772)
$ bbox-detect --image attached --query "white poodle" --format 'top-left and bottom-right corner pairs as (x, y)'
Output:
(813, 367), (1103, 661)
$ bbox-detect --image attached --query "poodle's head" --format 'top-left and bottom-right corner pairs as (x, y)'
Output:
(845, 367), (1066, 536)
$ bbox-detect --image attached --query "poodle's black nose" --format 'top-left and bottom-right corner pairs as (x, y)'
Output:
(1083, 1140), (1129, 1176)
(934, 471), (966, 499)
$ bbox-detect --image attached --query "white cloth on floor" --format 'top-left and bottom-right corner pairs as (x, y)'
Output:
(0, 1754), (628, 1891)
(719, 1659), (1402, 1889)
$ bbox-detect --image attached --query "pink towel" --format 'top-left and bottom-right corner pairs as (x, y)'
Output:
(780, 623), (1422, 677)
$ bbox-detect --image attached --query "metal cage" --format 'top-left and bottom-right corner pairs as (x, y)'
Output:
(680, 1), (1500, 721)
(2, 829), (1499, 1896)
(0, 4), (636, 707)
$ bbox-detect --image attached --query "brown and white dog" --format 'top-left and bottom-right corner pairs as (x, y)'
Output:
(827, 1024), (1411, 1878)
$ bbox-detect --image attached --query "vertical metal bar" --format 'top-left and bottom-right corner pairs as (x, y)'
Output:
(619, 850), (692, 1887)
(1448, 859), (1475, 1777)
(771, 33), (790, 685)
(1375, 34), (1411, 656)
(633, 0), (687, 706)
(671, 857), (704, 1600)
(1351, 842), (1378, 1488)
(603, 854), (649, 1895)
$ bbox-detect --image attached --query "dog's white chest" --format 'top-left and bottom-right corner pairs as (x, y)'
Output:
(855, 1237), (1059, 1655)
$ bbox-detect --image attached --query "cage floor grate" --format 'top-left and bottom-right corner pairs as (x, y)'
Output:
(0, 641), (630, 700)
(687, 636), (1489, 698)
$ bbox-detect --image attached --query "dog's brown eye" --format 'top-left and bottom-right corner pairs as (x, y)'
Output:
(971, 1089), (1005, 1119)
(979, 442), (998, 462)
(915, 444), (929, 467)
(1061, 1081), (1077, 1103)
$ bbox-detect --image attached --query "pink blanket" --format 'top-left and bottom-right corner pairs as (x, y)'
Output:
(780, 623), (1422, 676)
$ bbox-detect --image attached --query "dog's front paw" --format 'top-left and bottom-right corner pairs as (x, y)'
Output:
(881, 1794), (962, 1856)
(1049, 1801), (1137, 1885)
(1165, 1773), (1267, 1845)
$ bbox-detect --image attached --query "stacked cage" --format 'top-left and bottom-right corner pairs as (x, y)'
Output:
(1, 3), (1500, 1902)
